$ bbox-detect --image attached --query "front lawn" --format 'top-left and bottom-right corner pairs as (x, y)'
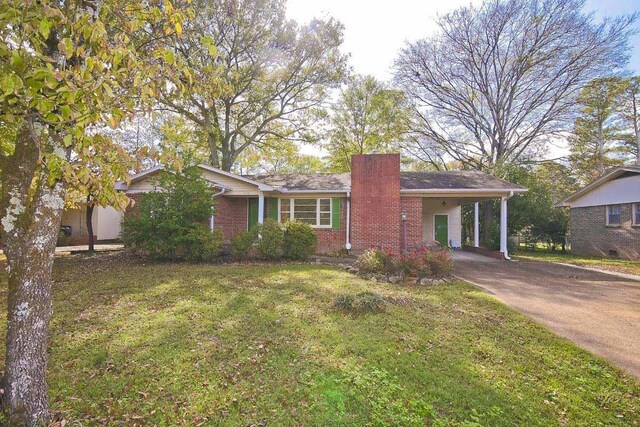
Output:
(1, 253), (638, 426)
(515, 250), (640, 276)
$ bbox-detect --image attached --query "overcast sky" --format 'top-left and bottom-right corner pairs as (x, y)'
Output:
(287, 0), (640, 81)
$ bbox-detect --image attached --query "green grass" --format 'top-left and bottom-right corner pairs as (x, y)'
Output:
(1, 252), (639, 426)
(516, 250), (640, 276)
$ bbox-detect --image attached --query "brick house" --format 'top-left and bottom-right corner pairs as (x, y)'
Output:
(120, 154), (526, 257)
(559, 166), (640, 260)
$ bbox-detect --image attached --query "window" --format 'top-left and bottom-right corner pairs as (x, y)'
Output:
(607, 205), (621, 226)
(634, 203), (640, 226)
(279, 198), (332, 227)
(280, 199), (291, 222)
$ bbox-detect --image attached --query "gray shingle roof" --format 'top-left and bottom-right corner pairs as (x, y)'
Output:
(248, 173), (351, 191)
(400, 171), (526, 190)
(248, 170), (525, 192)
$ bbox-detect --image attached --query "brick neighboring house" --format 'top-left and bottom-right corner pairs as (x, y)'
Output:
(559, 166), (640, 260)
(120, 154), (526, 257)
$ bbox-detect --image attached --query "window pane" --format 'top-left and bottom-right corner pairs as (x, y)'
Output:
(294, 199), (318, 225)
(280, 199), (290, 222)
(608, 205), (621, 225)
(635, 203), (640, 225)
(319, 212), (331, 226)
(319, 199), (331, 212)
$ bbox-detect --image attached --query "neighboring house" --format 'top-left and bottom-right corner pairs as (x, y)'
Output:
(559, 166), (640, 260)
(120, 154), (526, 257)
(60, 203), (122, 244)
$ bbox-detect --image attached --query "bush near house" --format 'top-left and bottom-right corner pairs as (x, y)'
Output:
(255, 219), (285, 260)
(283, 220), (318, 260)
(230, 219), (318, 261)
(230, 230), (257, 259)
(122, 167), (222, 261)
(356, 247), (454, 279)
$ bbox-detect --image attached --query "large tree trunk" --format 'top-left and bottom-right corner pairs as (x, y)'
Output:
(1, 122), (66, 426)
(86, 194), (95, 252)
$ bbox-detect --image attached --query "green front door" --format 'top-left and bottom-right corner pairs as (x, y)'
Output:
(248, 198), (259, 231)
(434, 215), (449, 247)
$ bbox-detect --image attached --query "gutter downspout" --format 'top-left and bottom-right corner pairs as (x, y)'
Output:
(501, 190), (514, 260)
(345, 191), (351, 251)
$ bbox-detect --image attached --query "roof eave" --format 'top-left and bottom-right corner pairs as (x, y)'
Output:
(559, 166), (640, 206)
(400, 188), (527, 194)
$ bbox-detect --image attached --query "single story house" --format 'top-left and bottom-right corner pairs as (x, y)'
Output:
(559, 165), (640, 259)
(120, 154), (526, 258)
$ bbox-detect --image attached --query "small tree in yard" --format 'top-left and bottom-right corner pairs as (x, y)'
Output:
(122, 167), (223, 261)
(0, 1), (191, 424)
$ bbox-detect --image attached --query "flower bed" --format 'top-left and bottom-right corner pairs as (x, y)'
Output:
(353, 247), (454, 284)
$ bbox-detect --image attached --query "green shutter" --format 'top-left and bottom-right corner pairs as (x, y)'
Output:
(248, 198), (258, 231)
(268, 198), (279, 221)
(331, 197), (341, 229)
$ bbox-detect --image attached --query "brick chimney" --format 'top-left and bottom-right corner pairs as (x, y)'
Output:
(350, 153), (401, 253)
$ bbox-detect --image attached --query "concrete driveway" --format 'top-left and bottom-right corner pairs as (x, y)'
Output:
(453, 251), (640, 378)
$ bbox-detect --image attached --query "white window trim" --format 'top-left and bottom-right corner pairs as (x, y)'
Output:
(633, 202), (640, 226)
(606, 205), (622, 226)
(278, 198), (332, 228)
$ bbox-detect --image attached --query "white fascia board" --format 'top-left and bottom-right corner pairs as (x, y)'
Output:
(400, 188), (527, 194)
(275, 189), (350, 194)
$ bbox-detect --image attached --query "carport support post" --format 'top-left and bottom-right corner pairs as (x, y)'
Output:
(500, 196), (509, 259)
(258, 192), (264, 225)
(474, 202), (480, 247)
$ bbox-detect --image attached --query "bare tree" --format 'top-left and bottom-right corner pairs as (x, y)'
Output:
(395, 0), (637, 172)
(160, 0), (348, 171)
(394, 0), (637, 244)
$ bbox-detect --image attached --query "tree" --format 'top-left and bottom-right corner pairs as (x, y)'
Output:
(618, 76), (640, 165)
(160, 0), (348, 171)
(238, 139), (325, 174)
(0, 1), (189, 424)
(122, 166), (224, 260)
(324, 75), (410, 171)
(394, 0), (637, 242)
(569, 78), (629, 183)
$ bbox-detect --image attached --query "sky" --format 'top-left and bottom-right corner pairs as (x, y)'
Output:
(287, 0), (640, 80)
(287, 0), (640, 159)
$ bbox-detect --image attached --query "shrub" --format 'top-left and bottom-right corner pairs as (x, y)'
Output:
(122, 166), (221, 261)
(335, 291), (385, 313)
(421, 248), (454, 278)
(179, 226), (224, 261)
(230, 230), (256, 259)
(355, 248), (390, 274)
(56, 230), (73, 247)
(355, 247), (454, 279)
(283, 220), (317, 260)
(255, 218), (284, 260)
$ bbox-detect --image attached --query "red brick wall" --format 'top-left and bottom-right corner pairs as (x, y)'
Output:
(214, 196), (248, 241)
(401, 197), (423, 251)
(351, 154), (401, 253)
(316, 197), (347, 254)
(571, 204), (639, 260)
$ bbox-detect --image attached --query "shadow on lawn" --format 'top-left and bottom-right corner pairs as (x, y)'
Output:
(0, 254), (637, 425)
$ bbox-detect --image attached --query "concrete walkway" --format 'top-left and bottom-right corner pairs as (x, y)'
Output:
(453, 251), (640, 378)
(55, 244), (124, 253)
